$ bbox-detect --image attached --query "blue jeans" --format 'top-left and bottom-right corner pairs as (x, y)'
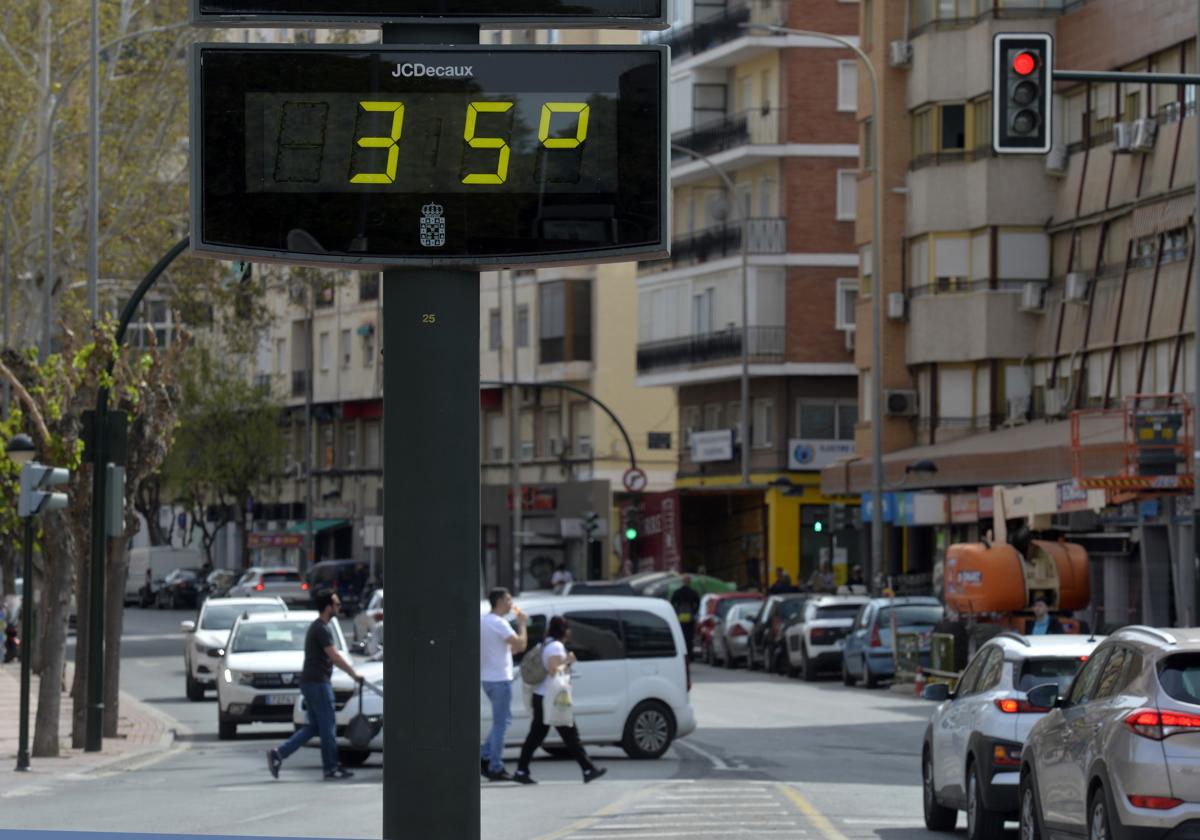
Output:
(480, 679), (513, 772)
(278, 682), (339, 775)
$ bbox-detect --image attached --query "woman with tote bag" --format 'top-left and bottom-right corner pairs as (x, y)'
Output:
(512, 616), (606, 785)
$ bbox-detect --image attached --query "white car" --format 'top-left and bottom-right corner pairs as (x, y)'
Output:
(712, 601), (761, 668)
(922, 632), (1103, 840)
(217, 610), (355, 740)
(293, 657), (383, 766)
(784, 595), (869, 681)
(479, 594), (696, 760)
(353, 589), (383, 648)
(227, 567), (310, 607)
(180, 596), (286, 701)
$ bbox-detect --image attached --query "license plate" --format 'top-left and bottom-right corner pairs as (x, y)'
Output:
(265, 694), (296, 706)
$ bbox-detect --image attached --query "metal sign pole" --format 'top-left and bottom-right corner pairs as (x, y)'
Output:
(380, 26), (480, 840)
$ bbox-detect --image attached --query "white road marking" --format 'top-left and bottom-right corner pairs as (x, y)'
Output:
(1, 785), (51, 799)
(571, 831), (806, 838)
(671, 740), (753, 771)
(841, 819), (928, 826)
(237, 804), (307, 824)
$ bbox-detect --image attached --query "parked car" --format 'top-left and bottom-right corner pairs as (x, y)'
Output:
(126, 546), (204, 607)
(294, 657), (383, 767)
(563, 580), (639, 597)
(216, 609), (355, 740)
(784, 594), (870, 681)
(712, 600), (762, 668)
(1018, 626), (1200, 840)
(307, 559), (370, 615)
(180, 596), (287, 701)
(353, 588), (384, 649)
(479, 594), (696, 760)
(748, 593), (810, 673)
(841, 597), (944, 688)
(156, 568), (203, 610)
(198, 569), (239, 604)
(697, 592), (763, 662)
(227, 567), (309, 606)
(921, 632), (1101, 839)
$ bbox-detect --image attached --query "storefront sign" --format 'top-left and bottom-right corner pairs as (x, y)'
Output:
(787, 438), (855, 471)
(978, 486), (994, 518)
(248, 532), (304, 549)
(894, 492), (949, 526)
(949, 493), (979, 524)
(506, 486), (558, 512)
(690, 429), (734, 463)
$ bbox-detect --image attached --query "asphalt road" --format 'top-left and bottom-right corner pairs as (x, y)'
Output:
(4, 609), (994, 840)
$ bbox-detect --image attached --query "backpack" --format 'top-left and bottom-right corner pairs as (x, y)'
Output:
(520, 642), (547, 686)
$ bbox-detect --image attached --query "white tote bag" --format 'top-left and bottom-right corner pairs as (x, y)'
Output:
(544, 672), (574, 727)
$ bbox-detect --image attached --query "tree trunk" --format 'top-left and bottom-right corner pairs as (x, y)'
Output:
(70, 527), (90, 750)
(33, 517), (73, 758)
(238, 505), (252, 570)
(1, 536), (14, 606)
(104, 534), (130, 737)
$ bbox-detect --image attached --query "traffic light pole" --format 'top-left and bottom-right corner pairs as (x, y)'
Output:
(16, 514), (33, 771)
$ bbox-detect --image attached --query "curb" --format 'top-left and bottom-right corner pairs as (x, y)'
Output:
(78, 689), (192, 777)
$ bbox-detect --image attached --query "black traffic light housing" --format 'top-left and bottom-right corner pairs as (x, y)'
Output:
(993, 33), (1053, 154)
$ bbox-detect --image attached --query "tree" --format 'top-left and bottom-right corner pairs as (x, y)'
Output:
(163, 347), (287, 571)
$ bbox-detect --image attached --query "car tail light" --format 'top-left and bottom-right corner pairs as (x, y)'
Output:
(811, 628), (829, 644)
(1128, 795), (1184, 810)
(730, 625), (748, 637)
(869, 624), (882, 648)
(995, 698), (1050, 714)
(254, 583), (264, 591)
(374, 611), (384, 622)
(991, 743), (1022, 767)
(1126, 709), (1200, 740)
(301, 582), (309, 591)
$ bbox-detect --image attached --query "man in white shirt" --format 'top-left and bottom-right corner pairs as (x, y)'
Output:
(551, 563), (574, 595)
(480, 587), (528, 781)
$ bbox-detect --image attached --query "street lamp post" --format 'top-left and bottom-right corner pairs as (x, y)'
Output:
(670, 143), (752, 487)
(742, 22), (885, 585)
(7, 432), (35, 772)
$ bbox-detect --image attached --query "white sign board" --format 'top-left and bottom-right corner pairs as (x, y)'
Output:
(691, 430), (734, 463)
(788, 439), (856, 471)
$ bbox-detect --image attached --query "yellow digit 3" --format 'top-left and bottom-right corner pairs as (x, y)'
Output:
(350, 101), (405, 185)
(538, 102), (590, 149)
(462, 101), (514, 185)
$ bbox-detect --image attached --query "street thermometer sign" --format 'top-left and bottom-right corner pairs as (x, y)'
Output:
(192, 0), (668, 27)
(190, 44), (668, 268)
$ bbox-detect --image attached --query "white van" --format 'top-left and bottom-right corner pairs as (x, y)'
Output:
(480, 594), (696, 760)
(126, 547), (204, 606)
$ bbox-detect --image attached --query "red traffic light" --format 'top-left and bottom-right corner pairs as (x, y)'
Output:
(1013, 51), (1037, 76)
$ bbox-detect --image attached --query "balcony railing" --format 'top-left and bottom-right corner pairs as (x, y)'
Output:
(646, 0), (786, 61)
(655, 218), (787, 270)
(672, 108), (783, 161)
(908, 0), (1076, 38)
(637, 326), (786, 374)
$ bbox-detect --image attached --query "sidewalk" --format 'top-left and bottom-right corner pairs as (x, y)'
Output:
(0, 659), (178, 777)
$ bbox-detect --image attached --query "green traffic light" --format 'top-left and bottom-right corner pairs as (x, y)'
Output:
(814, 521), (824, 533)
(625, 527), (638, 541)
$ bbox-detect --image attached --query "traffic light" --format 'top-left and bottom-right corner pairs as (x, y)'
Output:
(582, 510), (599, 542)
(993, 33), (1053, 154)
(623, 504), (642, 542)
(18, 463), (70, 518)
(830, 503), (848, 532)
(812, 515), (825, 534)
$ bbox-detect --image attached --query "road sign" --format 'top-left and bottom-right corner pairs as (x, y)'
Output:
(190, 44), (668, 269)
(622, 467), (647, 493)
(191, 0), (668, 28)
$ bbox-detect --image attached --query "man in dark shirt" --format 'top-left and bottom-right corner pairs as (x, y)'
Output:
(670, 576), (702, 662)
(268, 589), (364, 781)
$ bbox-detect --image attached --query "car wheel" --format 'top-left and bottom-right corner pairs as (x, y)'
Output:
(218, 720), (237, 740)
(967, 761), (1004, 840)
(185, 673), (205, 702)
(842, 658), (855, 686)
(1019, 771), (1042, 840)
(621, 700), (674, 760)
(863, 657), (881, 689)
(338, 748), (371, 767)
(923, 748), (957, 831)
(801, 646), (817, 682)
(1089, 787), (1111, 840)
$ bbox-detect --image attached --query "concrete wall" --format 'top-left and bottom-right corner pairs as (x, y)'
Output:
(907, 291), (1043, 365)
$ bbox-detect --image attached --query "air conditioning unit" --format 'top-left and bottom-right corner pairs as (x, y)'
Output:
(1113, 122), (1134, 153)
(888, 40), (913, 68)
(1045, 144), (1068, 176)
(886, 292), (906, 320)
(1064, 272), (1089, 301)
(1132, 118), (1158, 152)
(1019, 282), (1045, 312)
(884, 389), (919, 417)
(1006, 396), (1030, 427)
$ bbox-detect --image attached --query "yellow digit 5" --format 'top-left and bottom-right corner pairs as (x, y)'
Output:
(350, 101), (405, 185)
(539, 102), (590, 149)
(462, 101), (514, 185)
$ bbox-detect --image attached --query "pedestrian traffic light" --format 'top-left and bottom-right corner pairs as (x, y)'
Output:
(18, 463), (70, 518)
(813, 517), (824, 534)
(993, 33), (1053, 154)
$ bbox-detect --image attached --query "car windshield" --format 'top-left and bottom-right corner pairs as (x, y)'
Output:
(1159, 654), (1200, 704)
(716, 598), (759, 620)
(1017, 656), (1087, 692)
(816, 605), (862, 620)
(729, 604), (758, 621)
(876, 605), (943, 627)
(201, 603), (284, 631)
(230, 620), (323, 652)
(778, 600), (808, 622)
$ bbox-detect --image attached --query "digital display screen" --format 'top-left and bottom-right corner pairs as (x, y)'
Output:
(192, 46), (667, 268)
(193, 0), (666, 27)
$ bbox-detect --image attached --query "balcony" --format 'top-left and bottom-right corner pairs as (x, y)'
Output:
(673, 108), (783, 162)
(637, 326), (785, 374)
(647, 0), (786, 65)
(644, 218), (787, 273)
(908, 0), (1073, 38)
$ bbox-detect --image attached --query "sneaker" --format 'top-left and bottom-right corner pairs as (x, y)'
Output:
(582, 767), (607, 784)
(484, 768), (512, 782)
(267, 749), (281, 779)
(324, 768), (355, 781)
(511, 772), (537, 785)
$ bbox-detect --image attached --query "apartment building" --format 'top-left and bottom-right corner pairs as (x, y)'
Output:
(634, 0), (862, 589)
(822, 0), (1199, 627)
(478, 27), (680, 594)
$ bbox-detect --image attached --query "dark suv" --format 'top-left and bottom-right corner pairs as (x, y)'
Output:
(748, 593), (810, 673)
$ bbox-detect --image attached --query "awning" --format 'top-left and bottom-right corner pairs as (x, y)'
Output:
(1129, 194), (1194, 239)
(820, 418), (1124, 496)
(282, 519), (349, 534)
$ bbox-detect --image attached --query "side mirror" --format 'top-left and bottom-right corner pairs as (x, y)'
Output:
(1026, 683), (1061, 710)
(180, 620), (196, 633)
(921, 682), (951, 702)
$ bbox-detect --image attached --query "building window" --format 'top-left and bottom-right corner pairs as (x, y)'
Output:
(516, 304), (530, 348)
(836, 170), (857, 221)
(797, 400), (858, 441)
(318, 331), (331, 371)
(359, 274), (379, 301)
(539, 279), (592, 364)
(704, 403), (723, 431)
(682, 405), (701, 445)
(1162, 228), (1191, 265)
(362, 325), (376, 367)
(692, 288), (714, 335)
(520, 412), (534, 460)
(322, 423), (335, 470)
(912, 108), (934, 158)
(364, 421), (381, 468)
(487, 413), (505, 461)
(971, 96), (991, 152)
(837, 61), (859, 112)
(342, 425), (357, 469)
(488, 308), (501, 351)
(571, 403), (592, 456)
(940, 103), (966, 152)
(275, 338), (287, 374)
(753, 399), (775, 449)
(728, 401), (742, 444)
(340, 328), (352, 369)
(836, 279), (858, 330)
(543, 409), (562, 456)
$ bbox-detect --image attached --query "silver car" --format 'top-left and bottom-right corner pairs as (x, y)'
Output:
(1019, 626), (1200, 840)
(713, 601), (760, 668)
